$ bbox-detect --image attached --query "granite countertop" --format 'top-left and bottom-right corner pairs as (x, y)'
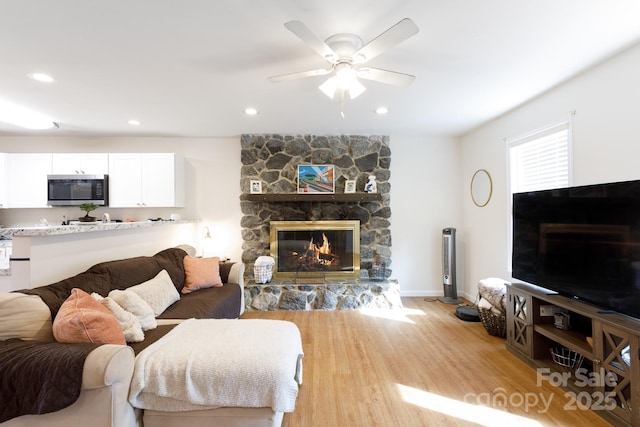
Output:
(0, 219), (195, 239)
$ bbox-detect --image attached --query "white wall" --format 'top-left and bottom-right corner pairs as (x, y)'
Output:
(390, 135), (462, 297)
(460, 42), (640, 295)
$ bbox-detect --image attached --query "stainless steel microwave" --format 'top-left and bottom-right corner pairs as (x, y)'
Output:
(47, 174), (109, 206)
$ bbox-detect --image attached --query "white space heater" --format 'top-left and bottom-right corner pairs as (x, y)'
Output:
(438, 227), (462, 304)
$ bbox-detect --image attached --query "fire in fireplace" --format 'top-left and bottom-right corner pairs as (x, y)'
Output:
(270, 220), (360, 279)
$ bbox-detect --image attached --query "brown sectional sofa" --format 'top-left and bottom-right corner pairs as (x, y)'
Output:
(0, 246), (254, 427)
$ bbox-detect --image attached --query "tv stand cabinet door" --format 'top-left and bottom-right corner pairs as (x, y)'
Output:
(506, 286), (533, 357)
(593, 321), (639, 426)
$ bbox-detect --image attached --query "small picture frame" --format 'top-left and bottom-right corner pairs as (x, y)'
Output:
(250, 180), (262, 194)
(344, 180), (356, 194)
(297, 164), (335, 194)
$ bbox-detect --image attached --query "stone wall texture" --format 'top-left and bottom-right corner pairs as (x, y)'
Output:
(240, 134), (392, 282)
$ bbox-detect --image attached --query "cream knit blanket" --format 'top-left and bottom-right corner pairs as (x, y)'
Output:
(128, 318), (303, 412)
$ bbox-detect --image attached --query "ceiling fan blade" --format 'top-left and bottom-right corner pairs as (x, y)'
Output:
(284, 20), (338, 63)
(357, 67), (415, 86)
(353, 18), (419, 63)
(268, 68), (332, 83)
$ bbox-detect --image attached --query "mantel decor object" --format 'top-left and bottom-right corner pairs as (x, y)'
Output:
(344, 180), (356, 193)
(297, 165), (335, 194)
(250, 180), (262, 194)
(364, 175), (377, 193)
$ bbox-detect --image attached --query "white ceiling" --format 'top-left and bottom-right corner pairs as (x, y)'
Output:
(1, 0), (639, 139)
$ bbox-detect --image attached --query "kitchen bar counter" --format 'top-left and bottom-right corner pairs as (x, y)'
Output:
(0, 220), (199, 292)
(0, 219), (194, 239)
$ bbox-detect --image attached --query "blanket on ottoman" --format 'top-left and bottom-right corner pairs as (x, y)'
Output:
(128, 318), (303, 413)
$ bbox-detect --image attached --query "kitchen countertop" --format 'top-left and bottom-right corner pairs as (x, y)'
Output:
(0, 219), (196, 239)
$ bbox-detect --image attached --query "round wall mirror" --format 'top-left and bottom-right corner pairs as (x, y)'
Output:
(471, 169), (493, 207)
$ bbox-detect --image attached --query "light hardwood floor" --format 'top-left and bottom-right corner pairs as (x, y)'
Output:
(241, 297), (612, 427)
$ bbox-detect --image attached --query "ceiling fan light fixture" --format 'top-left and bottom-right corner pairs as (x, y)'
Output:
(319, 76), (338, 99)
(347, 79), (366, 99)
(318, 65), (367, 100)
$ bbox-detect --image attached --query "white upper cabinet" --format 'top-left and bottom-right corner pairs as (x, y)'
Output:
(108, 153), (184, 207)
(6, 153), (53, 208)
(51, 153), (109, 175)
(0, 154), (6, 208)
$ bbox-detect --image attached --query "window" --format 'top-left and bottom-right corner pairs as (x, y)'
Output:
(507, 119), (573, 270)
(509, 121), (571, 194)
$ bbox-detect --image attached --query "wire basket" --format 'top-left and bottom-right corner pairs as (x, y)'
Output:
(253, 264), (273, 284)
(550, 347), (584, 372)
(478, 308), (506, 338)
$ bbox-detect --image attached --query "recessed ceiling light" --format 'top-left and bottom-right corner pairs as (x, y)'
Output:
(375, 106), (389, 115)
(128, 119), (140, 126)
(245, 107), (259, 116)
(27, 73), (54, 83)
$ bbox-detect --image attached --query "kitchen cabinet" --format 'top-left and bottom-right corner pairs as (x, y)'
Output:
(506, 282), (640, 426)
(108, 153), (184, 207)
(51, 153), (109, 175)
(0, 154), (6, 208)
(5, 153), (52, 208)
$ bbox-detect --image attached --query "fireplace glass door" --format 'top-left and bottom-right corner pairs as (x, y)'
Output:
(270, 220), (360, 279)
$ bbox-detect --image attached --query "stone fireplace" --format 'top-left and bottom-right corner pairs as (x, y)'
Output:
(270, 220), (360, 280)
(240, 134), (398, 310)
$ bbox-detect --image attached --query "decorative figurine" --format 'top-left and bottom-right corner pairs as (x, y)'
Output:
(365, 175), (377, 193)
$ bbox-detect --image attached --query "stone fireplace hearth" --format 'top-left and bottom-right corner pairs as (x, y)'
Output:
(240, 134), (395, 311)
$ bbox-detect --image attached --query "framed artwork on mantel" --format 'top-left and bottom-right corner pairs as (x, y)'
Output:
(297, 165), (335, 194)
(344, 180), (356, 193)
(250, 180), (262, 194)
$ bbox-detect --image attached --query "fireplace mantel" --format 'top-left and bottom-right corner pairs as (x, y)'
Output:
(241, 193), (382, 203)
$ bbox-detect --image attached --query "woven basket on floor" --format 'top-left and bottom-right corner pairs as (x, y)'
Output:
(479, 308), (506, 338)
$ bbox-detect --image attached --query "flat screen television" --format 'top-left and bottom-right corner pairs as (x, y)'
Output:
(512, 179), (640, 319)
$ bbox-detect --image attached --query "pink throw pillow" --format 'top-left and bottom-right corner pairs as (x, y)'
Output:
(182, 256), (223, 294)
(53, 288), (126, 345)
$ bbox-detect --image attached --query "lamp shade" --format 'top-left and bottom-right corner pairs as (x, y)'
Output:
(318, 64), (366, 100)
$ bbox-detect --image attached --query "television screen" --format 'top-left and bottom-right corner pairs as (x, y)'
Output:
(512, 179), (640, 319)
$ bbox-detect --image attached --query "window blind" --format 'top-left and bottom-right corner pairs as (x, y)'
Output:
(509, 122), (570, 193)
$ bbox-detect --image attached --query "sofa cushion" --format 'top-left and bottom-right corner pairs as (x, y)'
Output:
(0, 292), (54, 342)
(127, 269), (180, 316)
(108, 289), (157, 331)
(182, 256), (223, 294)
(158, 284), (242, 320)
(52, 288), (126, 345)
(92, 293), (145, 343)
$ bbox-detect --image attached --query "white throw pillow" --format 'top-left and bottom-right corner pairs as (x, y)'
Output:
(108, 289), (157, 331)
(92, 293), (145, 342)
(0, 292), (54, 342)
(126, 269), (180, 316)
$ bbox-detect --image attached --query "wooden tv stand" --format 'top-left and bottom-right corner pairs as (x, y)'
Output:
(506, 282), (640, 426)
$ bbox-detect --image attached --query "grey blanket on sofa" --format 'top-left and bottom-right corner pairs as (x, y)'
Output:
(0, 339), (100, 422)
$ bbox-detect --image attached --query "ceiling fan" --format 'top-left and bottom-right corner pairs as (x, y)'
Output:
(268, 18), (419, 102)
